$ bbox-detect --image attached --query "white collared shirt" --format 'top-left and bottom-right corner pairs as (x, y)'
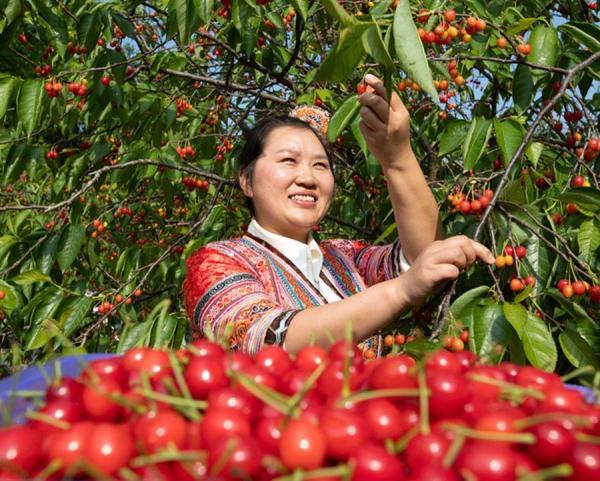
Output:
(247, 218), (342, 303)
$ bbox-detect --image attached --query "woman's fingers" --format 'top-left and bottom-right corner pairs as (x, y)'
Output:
(358, 92), (390, 124)
(364, 74), (388, 102)
(359, 106), (384, 132)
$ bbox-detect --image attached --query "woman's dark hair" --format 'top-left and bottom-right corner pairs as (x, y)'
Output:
(238, 115), (332, 214)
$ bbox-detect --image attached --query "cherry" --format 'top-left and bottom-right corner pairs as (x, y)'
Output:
(101, 76), (110, 86)
(510, 278), (524, 292)
(350, 444), (406, 481)
(515, 245), (527, 258)
(526, 422), (575, 466)
(368, 354), (417, 389)
(572, 175), (585, 187)
(572, 280), (586, 296)
(207, 435), (261, 481)
(497, 37), (508, 48)
(320, 407), (368, 460)
(444, 9), (456, 22)
(184, 355), (228, 399)
(356, 82), (367, 94)
(456, 443), (517, 481)
(279, 419), (326, 470)
(405, 432), (449, 470)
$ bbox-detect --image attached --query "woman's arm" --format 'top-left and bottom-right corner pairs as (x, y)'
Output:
(358, 74), (444, 264)
(284, 236), (495, 355)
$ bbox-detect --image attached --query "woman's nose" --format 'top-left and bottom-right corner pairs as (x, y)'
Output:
(295, 163), (317, 185)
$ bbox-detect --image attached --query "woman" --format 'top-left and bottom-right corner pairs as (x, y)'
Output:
(183, 75), (495, 356)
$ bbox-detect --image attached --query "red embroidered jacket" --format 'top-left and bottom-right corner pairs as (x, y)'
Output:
(183, 233), (405, 355)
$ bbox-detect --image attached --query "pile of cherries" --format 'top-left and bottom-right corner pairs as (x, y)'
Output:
(0, 340), (599, 481)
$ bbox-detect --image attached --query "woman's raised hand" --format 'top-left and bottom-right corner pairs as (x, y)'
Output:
(395, 236), (496, 307)
(357, 73), (412, 170)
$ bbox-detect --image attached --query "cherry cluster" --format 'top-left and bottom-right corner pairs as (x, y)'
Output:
(67, 81), (88, 97)
(417, 10), (486, 46)
(1, 340), (599, 481)
(183, 177), (209, 191)
(66, 42), (88, 55)
(447, 188), (494, 215)
(43, 80), (62, 98)
(557, 278), (600, 302)
(176, 145), (196, 160)
(34, 64), (52, 77)
(175, 98), (193, 117)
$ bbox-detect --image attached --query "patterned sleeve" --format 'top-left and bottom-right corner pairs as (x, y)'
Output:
(183, 245), (301, 355)
(323, 238), (411, 287)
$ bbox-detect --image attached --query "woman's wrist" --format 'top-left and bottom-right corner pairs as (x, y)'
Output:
(384, 275), (414, 314)
(380, 142), (418, 173)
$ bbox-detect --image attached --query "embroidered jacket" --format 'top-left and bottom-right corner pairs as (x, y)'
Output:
(183, 233), (406, 356)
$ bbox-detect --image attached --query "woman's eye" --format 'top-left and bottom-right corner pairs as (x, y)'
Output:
(315, 162), (329, 169)
(283, 158), (296, 163)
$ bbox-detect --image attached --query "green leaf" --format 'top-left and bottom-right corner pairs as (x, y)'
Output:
(32, 0), (68, 44)
(547, 289), (594, 323)
(192, 0), (214, 25)
(527, 26), (559, 80)
(392, 0), (436, 98)
(57, 225), (86, 272)
(363, 22), (394, 71)
(322, 0), (354, 27)
(499, 179), (526, 204)
(17, 79), (44, 135)
(58, 296), (93, 336)
(315, 23), (370, 82)
(559, 326), (599, 369)
(11, 269), (51, 286)
(0, 280), (23, 310)
(506, 17), (539, 36)
(503, 302), (557, 371)
(327, 95), (359, 143)
(462, 117), (492, 170)
(559, 22), (600, 53)
(450, 286), (490, 319)
(494, 118), (524, 165)
(525, 142), (543, 168)
(578, 217), (600, 261)
(513, 65), (533, 113)
(0, 235), (18, 265)
(175, 0), (189, 44)
(290, 0), (309, 21)
(0, 77), (18, 122)
(25, 288), (64, 350)
(77, 12), (101, 52)
(117, 320), (154, 353)
(557, 187), (600, 215)
(351, 115), (368, 157)
(438, 120), (470, 156)
(463, 300), (508, 362)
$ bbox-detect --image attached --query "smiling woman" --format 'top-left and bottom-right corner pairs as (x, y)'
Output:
(183, 75), (495, 357)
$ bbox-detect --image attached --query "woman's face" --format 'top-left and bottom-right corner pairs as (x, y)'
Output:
(240, 126), (334, 243)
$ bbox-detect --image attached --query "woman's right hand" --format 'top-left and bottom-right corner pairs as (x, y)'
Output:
(394, 236), (496, 307)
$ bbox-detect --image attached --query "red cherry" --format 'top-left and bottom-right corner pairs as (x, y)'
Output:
(279, 419), (326, 471)
(254, 345), (293, 377)
(361, 398), (407, 442)
(572, 280), (586, 296)
(295, 345), (329, 373)
(0, 426), (42, 475)
(456, 443), (517, 481)
(356, 82), (367, 94)
(101, 76), (110, 86)
(184, 356), (228, 399)
(589, 285), (600, 303)
(208, 435), (261, 481)
(320, 407), (368, 460)
(351, 444), (406, 481)
(404, 432), (450, 470)
(368, 354), (417, 389)
(526, 422), (575, 467)
(572, 175), (585, 187)
(515, 245), (527, 258)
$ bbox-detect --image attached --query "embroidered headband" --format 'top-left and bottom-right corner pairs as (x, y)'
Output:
(289, 105), (330, 138)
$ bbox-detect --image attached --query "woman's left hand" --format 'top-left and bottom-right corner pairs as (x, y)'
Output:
(358, 73), (412, 170)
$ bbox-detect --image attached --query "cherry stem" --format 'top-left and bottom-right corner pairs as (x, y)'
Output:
(134, 387), (207, 410)
(289, 362), (327, 412)
(342, 319), (353, 399)
(117, 466), (141, 481)
(515, 413), (592, 430)
(443, 433), (465, 468)
(210, 437), (238, 478)
(232, 371), (291, 416)
(339, 388), (421, 405)
(26, 410), (70, 430)
(272, 465), (351, 481)
(441, 422), (536, 444)
(466, 373), (545, 400)
(575, 432), (600, 444)
(417, 363), (430, 435)
(33, 459), (62, 481)
(130, 449), (207, 467)
(516, 463), (573, 481)
(560, 365), (594, 383)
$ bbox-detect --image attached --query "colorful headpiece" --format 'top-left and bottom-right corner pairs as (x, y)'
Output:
(289, 105), (330, 139)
